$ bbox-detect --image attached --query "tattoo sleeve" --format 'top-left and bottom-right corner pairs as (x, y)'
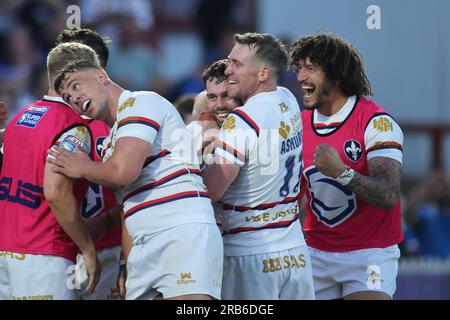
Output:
(347, 157), (402, 209)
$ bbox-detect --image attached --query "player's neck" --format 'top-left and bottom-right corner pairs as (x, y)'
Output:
(242, 81), (277, 104)
(47, 88), (59, 97)
(317, 91), (348, 116)
(107, 82), (125, 126)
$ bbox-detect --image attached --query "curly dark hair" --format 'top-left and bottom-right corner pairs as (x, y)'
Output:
(289, 33), (372, 97)
(202, 59), (229, 86)
(234, 32), (288, 79)
(56, 28), (110, 68)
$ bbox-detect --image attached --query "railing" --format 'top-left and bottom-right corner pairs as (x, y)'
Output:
(401, 123), (450, 169)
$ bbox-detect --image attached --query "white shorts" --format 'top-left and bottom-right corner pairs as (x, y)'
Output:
(74, 246), (122, 300)
(309, 245), (401, 299)
(125, 223), (223, 300)
(0, 251), (75, 300)
(221, 245), (315, 300)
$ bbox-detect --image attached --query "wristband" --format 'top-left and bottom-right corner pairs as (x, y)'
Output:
(335, 165), (355, 186)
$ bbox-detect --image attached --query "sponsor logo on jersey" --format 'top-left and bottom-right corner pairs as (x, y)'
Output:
(344, 140), (363, 162)
(304, 166), (357, 227)
(118, 97), (136, 113)
(60, 135), (89, 154)
(278, 121), (291, 139)
(280, 131), (301, 154)
(262, 254), (306, 273)
(279, 102), (289, 113)
(222, 115), (236, 132)
(81, 183), (104, 219)
(16, 106), (50, 128)
(0, 251), (26, 261)
(373, 117), (393, 132)
(177, 272), (196, 285)
(0, 177), (43, 209)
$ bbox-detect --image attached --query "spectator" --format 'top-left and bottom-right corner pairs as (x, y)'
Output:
(173, 93), (196, 125)
(107, 14), (159, 91)
(404, 168), (450, 258)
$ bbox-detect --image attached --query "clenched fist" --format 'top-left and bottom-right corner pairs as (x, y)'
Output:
(313, 143), (347, 178)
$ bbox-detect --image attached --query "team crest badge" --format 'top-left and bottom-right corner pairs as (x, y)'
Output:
(344, 140), (363, 162)
(96, 136), (106, 158)
(222, 115), (236, 132)
(76, 126), (87, 134)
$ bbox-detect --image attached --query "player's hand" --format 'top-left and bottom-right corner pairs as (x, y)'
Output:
(0, 101), (7, 126)
(82, 248), (102, 294)
(117, 264), (127, 300)
(47, 145), (91, 179)
(314, 143), (346, 178)
(201, 124), (219, 150)
(202, 136), (217, 165)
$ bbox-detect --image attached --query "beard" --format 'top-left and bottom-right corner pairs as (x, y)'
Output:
(302, 78), (336, 110)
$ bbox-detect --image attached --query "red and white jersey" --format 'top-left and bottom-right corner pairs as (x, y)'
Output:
(215, 87), (306, 256)
(102, 91), (215, 237)
(0, 96), (91, 262)
(302, 96), (404, 252)
(82, 119), (121, 250)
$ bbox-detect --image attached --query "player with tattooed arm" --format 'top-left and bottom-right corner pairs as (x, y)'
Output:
(289, 33), (404, 300)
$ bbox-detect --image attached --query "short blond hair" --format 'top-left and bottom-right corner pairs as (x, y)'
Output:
(47, 42), (101, 90)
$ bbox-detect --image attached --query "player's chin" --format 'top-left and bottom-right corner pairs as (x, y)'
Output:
(215, 113), (230, 124)
(303, 103), (316, 110)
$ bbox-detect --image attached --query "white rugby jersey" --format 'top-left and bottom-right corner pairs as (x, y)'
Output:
(214, 86), (306, 256)
(102, 90), (215, 236)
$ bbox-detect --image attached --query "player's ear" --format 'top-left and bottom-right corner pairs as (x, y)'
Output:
(258, 66), (270, 82)
(97, 68), (109, 85)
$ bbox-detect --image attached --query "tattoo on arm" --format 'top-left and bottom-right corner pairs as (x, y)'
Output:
(347, 157), (402, 209)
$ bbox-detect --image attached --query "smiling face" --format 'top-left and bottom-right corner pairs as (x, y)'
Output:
(296, 57), (336, 110)
(205, 78), (240, 126)
(60, 68), (110, 121)
(225, 44), (261, 103)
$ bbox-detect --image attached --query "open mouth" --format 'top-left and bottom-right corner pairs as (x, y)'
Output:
(214, 111), (230, 119)
(228, 80), (237, 86)
(301, 85), (315, 99)
(82, 99), (91, 112)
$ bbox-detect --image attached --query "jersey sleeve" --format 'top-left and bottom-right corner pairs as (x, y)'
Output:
(54, 125), (92, 155)
(364, 114), (403, 164)
(214, 110), (258, 167)
(116, 93), (168, 145)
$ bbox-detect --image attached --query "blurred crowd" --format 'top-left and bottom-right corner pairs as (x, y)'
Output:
(401, 168), (450, 259)
(0, 0), (288, 123)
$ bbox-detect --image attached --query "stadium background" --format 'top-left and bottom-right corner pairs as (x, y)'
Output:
(0, 0), (449, 299)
